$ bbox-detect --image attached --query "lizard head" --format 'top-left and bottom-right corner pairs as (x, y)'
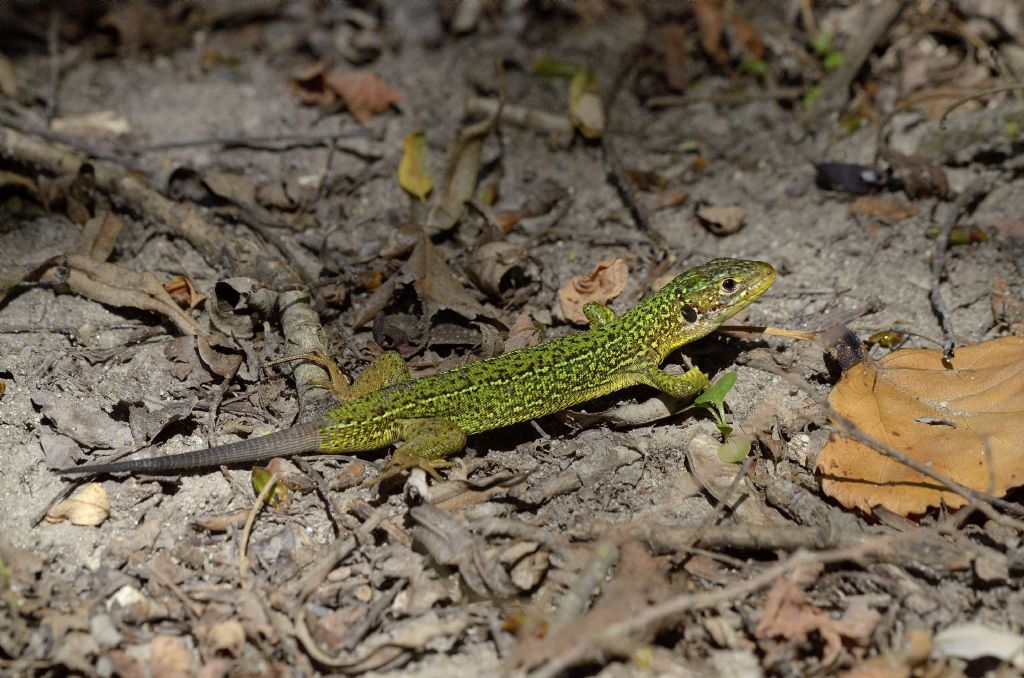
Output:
(641, 258), (776, 359)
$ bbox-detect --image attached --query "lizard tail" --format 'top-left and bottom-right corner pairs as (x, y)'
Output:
(57, 422), (324, 476)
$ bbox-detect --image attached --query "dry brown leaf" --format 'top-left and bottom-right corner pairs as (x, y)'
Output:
(504, 312), (542, 352)
(557, 258), (629, 325)
(206, 620), (246, 657)
(326, 71), (404, 123)
(40, 255), (202, 336)
(659, 24), (689, 92)
(151, 635), (193, 677)
(729, 9), (765, 59)
(287, 63), (336, 106)
(647, 186), (688, 212)
(407, 230), (491, 322)
(164, 275), (206, 310)
(755, 578), (877, 666)
(46, 483), (109, 526)
(692, 0), (728, 66)
(849, 196), (917, 223)
(425, 100), (501, 236)
(818, 336), (1024, 516)
(511, 540), (671, 672)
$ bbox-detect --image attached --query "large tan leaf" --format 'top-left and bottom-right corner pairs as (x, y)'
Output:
(818, 336), (1024, 516)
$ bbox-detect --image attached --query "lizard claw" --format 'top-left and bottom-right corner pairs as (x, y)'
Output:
(373, 448), (450, 484)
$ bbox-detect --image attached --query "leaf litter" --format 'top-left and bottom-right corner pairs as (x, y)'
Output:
(3, 2), (1024, 677)
(818, 336), (1024, 516)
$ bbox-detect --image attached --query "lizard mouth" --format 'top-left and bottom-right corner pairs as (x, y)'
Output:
(721, 262), (776, 319)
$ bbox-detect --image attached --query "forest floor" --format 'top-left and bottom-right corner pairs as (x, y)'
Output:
(2, 2), (1024, 676)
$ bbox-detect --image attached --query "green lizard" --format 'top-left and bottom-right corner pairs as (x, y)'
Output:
(58, 258), (775, 479)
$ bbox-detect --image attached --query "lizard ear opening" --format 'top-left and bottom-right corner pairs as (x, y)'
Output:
(681, 304), (699, 323)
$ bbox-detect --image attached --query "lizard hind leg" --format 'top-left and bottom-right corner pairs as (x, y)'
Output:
(375, 417), (467, 482)
(269, 350), (411, 403)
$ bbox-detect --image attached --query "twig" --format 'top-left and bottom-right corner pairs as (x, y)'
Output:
(646, 87), (804, 109)
(685, 456), (754, 549)
(45, 8), (60, 124)
(600, 40), (671, 261)
(238, 471), (278, 583)
(938, 84), (1024, 129)
(464, 96), (572, 136)
(128, 553), (204, 619)
(930, 179), (991, 360)
(206, 359), (241, 449)
(0, 122), (337, 412)
(810, 0), (903, 114)
(533, 539), (893, 678)
(554, 542), (619, 629)
(129, 130), (374, 153)
(294, 456), (340, 537)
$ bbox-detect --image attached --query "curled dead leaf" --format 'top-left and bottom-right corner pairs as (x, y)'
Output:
(46, 483), (109, 526)
(288, 63), (336, 106)
(818, 336), (1024, 516)
(206, 620), (246, 658)
(327, 71), (404, 123)
(557, 258), (629, 325)
(697, 205), (745, 236)
(164, 276), (206, 310)
(467, 240), (540, 304)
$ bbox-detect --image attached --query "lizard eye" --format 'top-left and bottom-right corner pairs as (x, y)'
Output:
(720, 278), (738, 294)
(681, 304), (699, 323)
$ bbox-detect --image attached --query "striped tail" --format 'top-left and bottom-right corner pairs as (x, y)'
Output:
(57, 422), (324, 476)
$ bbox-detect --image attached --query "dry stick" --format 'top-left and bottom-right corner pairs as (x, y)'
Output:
(127, 552), (204, 619)
(464, 96), (573, 136)
(683, 456), (754, 550)
(809, 0), (903, 114)
(45, 8), (60, 124)
(645, 87), (804, 109)
(0, 123), (337, 411)
(294, 456), (341, 538)
(930, 179), (991, 361)
(750, 359), (1024, 521)
(533, 539), (893, 678)
(129, 130), (374, 153)
(238, 471), (279, 583)
(938, 83), (1024, 129)
(206, 359), (241, 450)
(601, 54), (670, 261)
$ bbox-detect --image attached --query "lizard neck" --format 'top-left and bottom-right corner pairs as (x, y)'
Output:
(619, 290), (714, 364)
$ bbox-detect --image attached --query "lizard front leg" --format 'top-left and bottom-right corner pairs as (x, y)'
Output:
(378, 417), (467, 482)
(583, 302), (616, 328)
(636, 364), (710, 400)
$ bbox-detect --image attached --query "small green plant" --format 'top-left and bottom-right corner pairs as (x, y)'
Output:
(683, 371), (737, 438)
(802, 30), (845, 110)
(810, 30), (844, 71)
(682, 372), (754, 462)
